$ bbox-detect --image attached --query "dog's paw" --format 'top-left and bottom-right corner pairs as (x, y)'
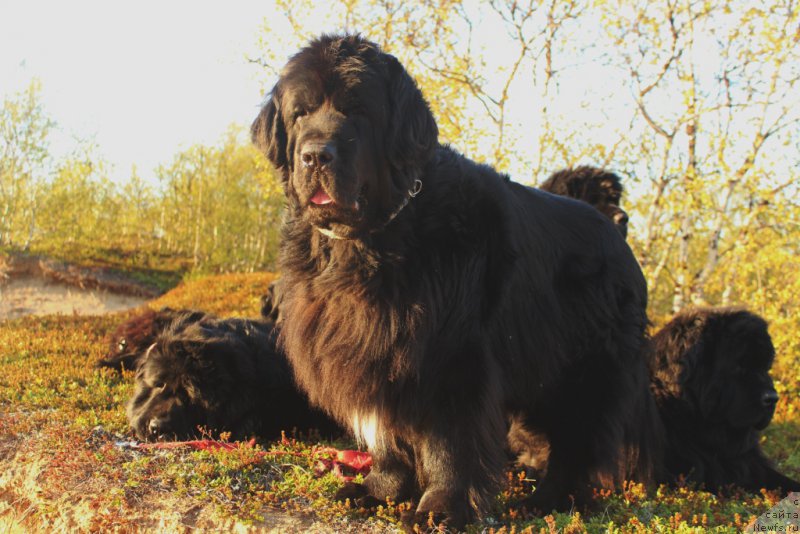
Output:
(399, 509), (452, 533)
(400, 488), (471, 532)
(334, 482), (385, 509)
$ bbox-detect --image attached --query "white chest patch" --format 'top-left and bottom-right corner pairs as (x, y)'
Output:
(316, 227), (346, 240)
(351, 412), (381, 451)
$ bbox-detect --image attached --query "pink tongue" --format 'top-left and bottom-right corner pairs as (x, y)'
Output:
(310, 188), (333, 205)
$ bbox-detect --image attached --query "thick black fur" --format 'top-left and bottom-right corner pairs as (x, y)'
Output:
(651, 307), (800, 493)
(252, 34), (659, 528)
(121, 310), (340, 442)
(510, 166), (629, 474)
(540, 166), (629, 238)
(97, 308), (206, 372)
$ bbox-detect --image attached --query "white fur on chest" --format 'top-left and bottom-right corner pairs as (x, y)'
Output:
(351, 411), (382, 451)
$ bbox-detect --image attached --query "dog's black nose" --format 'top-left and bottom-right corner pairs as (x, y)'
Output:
(148, 417), (170, 436)
(300, 142), (336, 168)
(762, 389), (779, 407)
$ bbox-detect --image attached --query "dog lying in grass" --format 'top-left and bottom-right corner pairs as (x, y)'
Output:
(651, 307), (800, 493)
(510, 307), (800, 495)
(99, 308), (340, 441)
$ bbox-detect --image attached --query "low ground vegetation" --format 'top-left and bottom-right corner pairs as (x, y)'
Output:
(1, 273), (798, 532)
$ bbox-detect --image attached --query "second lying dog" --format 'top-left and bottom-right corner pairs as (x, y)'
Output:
(512, 306), (800, 494)
(651, 307), (800, 492)
(102, 309), (341, 442)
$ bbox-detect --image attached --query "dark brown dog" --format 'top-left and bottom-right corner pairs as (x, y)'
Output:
(126, 314), (339, 441)
(651, 307), (800, 493)
(100, 309), (340, 442)
(252, 34), (658, 528)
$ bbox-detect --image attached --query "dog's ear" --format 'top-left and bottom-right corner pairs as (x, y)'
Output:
(251, 91), (288, 174)
(180, 336), (258, 388)
(384, 53), (438, 175)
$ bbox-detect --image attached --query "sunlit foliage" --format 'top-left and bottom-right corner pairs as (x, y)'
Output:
(0, 88), (283, 279)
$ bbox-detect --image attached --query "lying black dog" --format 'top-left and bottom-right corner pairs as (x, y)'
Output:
(511, 306), (800, 495)
(651, 307), (800, 493)
(100, 309), (340, 441)
(540, 166), (629, 238)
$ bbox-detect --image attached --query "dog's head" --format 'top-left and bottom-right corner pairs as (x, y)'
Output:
(652, 308), (779, 433)
(251, 34), (438, 239)
(541, 166), (629, 238)
(126, 322), (257, 441)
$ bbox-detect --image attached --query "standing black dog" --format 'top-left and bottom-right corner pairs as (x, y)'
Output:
(540, 166), (629, 238)
(508, 166), (631, 474)
(251, 34), (658, 528)
(651, 307), (800, 493)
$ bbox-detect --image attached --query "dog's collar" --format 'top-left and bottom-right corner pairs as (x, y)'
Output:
(314, 179), (422, 240)
(381, 178), (422, 228)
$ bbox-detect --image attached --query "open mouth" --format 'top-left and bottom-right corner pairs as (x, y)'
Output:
(310, 187), (333, 205)
(308, 186), (360, 212)
(305, 185), (365, 240)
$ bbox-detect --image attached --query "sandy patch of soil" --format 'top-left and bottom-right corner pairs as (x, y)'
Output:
(0, 276), (149, 320)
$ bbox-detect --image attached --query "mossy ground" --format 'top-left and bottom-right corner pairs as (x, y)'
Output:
(1, 272), (798, 532)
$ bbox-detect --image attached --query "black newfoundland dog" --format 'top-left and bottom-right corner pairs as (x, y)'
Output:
(100, 309), (339, 441)
(251, 34), (658, 527)
(651, 307), (800, 493)
(540, 166), (629, 238)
